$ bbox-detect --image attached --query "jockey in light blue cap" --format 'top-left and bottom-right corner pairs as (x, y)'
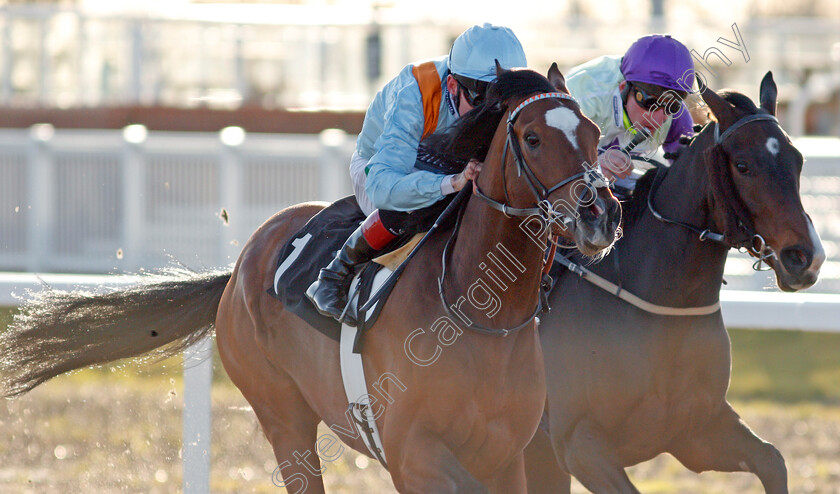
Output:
(448, 23), (529, 82)
(565, 34), (696, 187)
(307, 23), (527, 325)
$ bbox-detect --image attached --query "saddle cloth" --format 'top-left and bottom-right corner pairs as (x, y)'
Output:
(269, 196), (413, 342)
(270, 143), (463, 341)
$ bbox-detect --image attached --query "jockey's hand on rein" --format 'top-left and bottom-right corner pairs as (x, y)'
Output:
(451, 159), (483, 192)
(597, 148), (633, 180)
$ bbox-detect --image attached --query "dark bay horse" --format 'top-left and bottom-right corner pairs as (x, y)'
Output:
(523, 72), (825, 493)
(1, 65), (621, 493)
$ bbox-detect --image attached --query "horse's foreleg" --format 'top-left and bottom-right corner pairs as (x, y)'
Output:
(560, 416), (641, 494)
(485, 452), (527, 494)
(523, 425), (571, 494)
(668, 401), (788, 494)
(389, 434), (488, 494)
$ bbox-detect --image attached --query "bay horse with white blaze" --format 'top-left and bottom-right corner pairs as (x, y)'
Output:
(523, 72), (825, 493)
(1, 65), (620, 493)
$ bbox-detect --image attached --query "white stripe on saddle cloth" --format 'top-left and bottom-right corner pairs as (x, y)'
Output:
(339, 267), (392, 464)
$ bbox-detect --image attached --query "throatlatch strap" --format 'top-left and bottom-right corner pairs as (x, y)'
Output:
(411, 61), (442, 139)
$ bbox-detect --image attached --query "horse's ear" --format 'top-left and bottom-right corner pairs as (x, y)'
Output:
(700, 82), (736, 128)
(759, 71), (777, 116)
(495, 59), (507, 78)
(547, 62), (568, 93)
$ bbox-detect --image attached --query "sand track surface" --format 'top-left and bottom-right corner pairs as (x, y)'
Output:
(1, 375), (838, 493)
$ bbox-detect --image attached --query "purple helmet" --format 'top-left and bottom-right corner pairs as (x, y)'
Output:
(620, 34), (694, 93)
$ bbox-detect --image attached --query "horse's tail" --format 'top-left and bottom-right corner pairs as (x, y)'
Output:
(0, 268), (231, 397)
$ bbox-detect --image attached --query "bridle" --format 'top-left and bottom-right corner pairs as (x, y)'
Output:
(472, 92), (609, 227)
(647, 112), (781, 270)
(440, 92), (609, 336)
(553, 111), (783, 317)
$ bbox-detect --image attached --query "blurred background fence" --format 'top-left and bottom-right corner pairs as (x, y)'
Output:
(0, 125), (354, 273)
(0, 3), (837, 134)
(0, 124), (838, 294)
(0, 3), (837, 291)
(0, 2), (837, 292)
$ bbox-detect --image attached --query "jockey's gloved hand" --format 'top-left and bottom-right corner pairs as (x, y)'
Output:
(664, 135), (694, 163)
(597, 148), (633, 180)
(664, 150), (682, 162)
(450, 159), (483, 192)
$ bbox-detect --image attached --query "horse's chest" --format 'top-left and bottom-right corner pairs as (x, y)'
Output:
(432, 371), (545, 474)
(614, 356), (727, 453)
(450, 403), (540, 475)
(626, 326), (730, 397)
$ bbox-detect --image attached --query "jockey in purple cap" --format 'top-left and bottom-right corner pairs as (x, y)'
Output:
(565, 34), (696, 188)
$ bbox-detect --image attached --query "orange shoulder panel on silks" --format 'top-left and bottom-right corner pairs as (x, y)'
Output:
(411, 61), (443, 139)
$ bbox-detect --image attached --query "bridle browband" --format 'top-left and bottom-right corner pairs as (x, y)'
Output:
(648, 112), (781, 269)
(440, 91), (609, 337)
(714, 113), (779, 145)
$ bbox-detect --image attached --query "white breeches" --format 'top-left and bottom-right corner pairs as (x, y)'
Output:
(349, 151), (376, 216)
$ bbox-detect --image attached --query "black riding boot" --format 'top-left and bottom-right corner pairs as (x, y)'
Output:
(306, 211), (396, 326)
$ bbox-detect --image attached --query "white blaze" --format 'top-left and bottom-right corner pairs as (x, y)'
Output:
(766, 137), (780, 156)
(545, 106), (579, 150)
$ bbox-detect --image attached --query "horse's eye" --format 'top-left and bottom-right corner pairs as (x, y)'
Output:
(735, 162), (749, 174)
(525, 134), (540, 148)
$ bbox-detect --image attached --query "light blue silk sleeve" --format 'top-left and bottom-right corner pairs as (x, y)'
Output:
(364, 69), (448, 212)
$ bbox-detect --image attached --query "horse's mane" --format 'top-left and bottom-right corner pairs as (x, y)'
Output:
(720, 91), (763, 114)
(620, 167), (658, 229)
(423, 69), (556, 162)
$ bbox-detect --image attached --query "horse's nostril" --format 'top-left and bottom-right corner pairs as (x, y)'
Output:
(780, 247), (811, 274)
(577, 197), (605, 220)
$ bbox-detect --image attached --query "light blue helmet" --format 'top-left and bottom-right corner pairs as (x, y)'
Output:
(447, 23), (527, 82)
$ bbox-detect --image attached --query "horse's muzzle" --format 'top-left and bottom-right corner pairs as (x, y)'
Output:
(573, 194), (621, 257)
(773, 245), (822, 291)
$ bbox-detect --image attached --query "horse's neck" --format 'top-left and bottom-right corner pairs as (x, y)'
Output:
(619, 131), (729, 306)
(445, 197), (546, 327)
(438, 115), (546, 328)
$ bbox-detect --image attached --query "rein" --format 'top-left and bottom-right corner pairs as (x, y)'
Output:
(555, 253), (721, 316)
(647, 165), (727, 244)
(563, 112), (782, 317)
(439, 92), (608, 336)
(437, 200), (543, 336)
